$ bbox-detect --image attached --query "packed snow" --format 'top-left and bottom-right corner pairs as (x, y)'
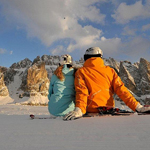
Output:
(1, 66), (150, 150)
(0, 96), (150, 150)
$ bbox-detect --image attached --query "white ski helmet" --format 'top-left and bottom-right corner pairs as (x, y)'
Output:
(59, 54), (73, 65)
(85, 47), (103, 56)
(84, 47), (103, 61)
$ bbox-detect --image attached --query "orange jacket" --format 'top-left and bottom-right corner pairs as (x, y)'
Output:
(74, 57), (139, 114)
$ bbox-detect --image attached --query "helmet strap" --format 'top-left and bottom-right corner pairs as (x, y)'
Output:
(84, 54), (102, 61)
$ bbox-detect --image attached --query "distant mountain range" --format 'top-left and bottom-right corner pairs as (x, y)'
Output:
(0, 55), (150, 106)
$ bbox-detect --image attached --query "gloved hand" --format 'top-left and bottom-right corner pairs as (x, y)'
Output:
(136, 103), (150, 112)
(63, 107), (83, 121)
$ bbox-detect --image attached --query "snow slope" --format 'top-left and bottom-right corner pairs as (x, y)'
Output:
(0, 104), (150, 150)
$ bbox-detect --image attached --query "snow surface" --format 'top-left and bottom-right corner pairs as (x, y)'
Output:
(0, 99), (150, 150)
(1, 67), (150, 150)
(1, 58), (150, 150)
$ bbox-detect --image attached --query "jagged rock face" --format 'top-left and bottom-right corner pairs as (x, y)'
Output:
(1, 54), (150, 105)
(119, 61), (140, 95)
(104, 57), (120, 71)
(0, 72), (9, 96)
(25, 62), (50, 97)
(0, 66), (8, 73)
(19, 68), (28, 91)
(119, 58), (150, 104)
(41, 55), (60, 65)
(46, 66), (57, 80)
(139, 58), (150, 95)
(33, 55), (60, 65)
(32, 56), (41, 65)
(4, 69), (17, 85)
(10, 58), (32, 69)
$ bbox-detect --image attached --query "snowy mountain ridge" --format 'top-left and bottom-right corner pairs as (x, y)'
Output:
(0, 55), (150, 107)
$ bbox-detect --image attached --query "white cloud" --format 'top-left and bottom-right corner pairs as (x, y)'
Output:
(96, 37), (122, 56)
(0, 48), (7, 54)
(51, 46), (66, 55)
(0, 0), (131, 60)
(112, 1), (150, 24)
(122, 26), (136, 36)
(120, 36), (150, 62)
(68, 36), (122, 58)
(125, 36), (150, 53)
(142, 24), (150, 31)
(50, 35), (122, 60)
(0, 48), (13, 55)
(0, 0), (105, 50)
(65, 0), (106, 24)
(9, 51), (13, 55)
(1, 0), (149, 63)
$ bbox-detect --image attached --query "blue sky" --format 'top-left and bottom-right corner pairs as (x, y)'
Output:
(0, 0), (150, 67)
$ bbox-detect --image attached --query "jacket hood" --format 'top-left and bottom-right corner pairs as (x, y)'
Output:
(83, 57), (104, 67)
(62, 64), (74, 76)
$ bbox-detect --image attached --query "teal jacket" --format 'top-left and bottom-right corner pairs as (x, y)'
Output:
(48, 65), (75, 116)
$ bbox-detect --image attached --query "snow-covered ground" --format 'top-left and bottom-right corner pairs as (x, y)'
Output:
(0, 98), (150, 150)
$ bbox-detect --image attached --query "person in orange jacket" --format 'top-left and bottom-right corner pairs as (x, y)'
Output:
(64, 47), (150, 120)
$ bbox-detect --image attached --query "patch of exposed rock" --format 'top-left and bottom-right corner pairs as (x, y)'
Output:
(32, 55), (60, 65)
(104, 57), (120, 71)
(0, 72), (9, 96)
(4, 68), (17, 85)
(119, 61), (140, 95)
(10, 58), (32, 69)
(1, 54), (150, 105)
(139, 58), (150, 95)
(20, 62), (50, 97)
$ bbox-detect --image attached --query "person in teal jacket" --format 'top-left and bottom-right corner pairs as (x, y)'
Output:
(48, 54), (75, 116)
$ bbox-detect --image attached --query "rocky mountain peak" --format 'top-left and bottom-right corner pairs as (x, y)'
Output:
(32, 55), (60, 65)
(104, 57), (120, 71)
(0, 55), (150, 105)
(10, 58), (32, 69)
(119, 61), (138, 94)
(139, 58), (150, 82)
(138, 58), (150, 95)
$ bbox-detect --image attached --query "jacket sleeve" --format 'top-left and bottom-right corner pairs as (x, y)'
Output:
(48, 75), (55, 101)
(74, 69), (89, 114)
(112, 70), (139, 111)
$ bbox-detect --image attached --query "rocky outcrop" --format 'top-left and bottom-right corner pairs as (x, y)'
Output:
(10, 58), (32, 69)
(117, 58), (150, 104)
(0, 72), (9, 96)
(104, 57), (120, 71)
(4, 68), (17, 86)
(119, 58), (150, 96)
(23, 62), (50, 97)
(119, 61), (140, 95)
(32, 55), (60, 65)
(1, 54), (150, 105)
(0, 66), (7, 73)
(32, 56), (41, 65)
(41, 55), (60, 65)
(138, 58), (150, 95)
